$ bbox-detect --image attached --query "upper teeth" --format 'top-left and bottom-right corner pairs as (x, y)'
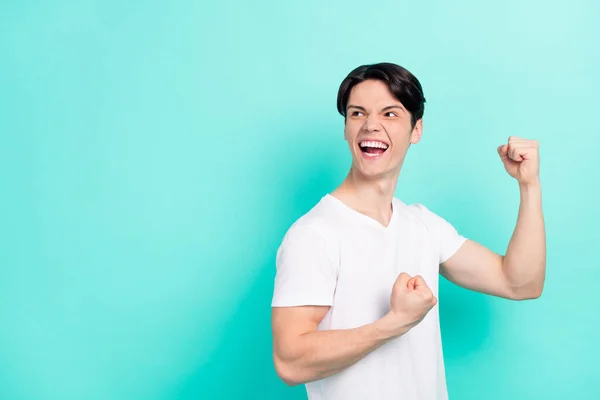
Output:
(360, 141), (388, 149)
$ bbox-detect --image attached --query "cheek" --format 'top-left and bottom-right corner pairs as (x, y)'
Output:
(344, 123), (359, 141)
(392, 143), (409, 156)
(383, 124), (412, 155)
(383, 122), (410, 140)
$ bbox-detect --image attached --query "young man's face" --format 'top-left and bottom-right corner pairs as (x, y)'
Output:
(344, 79), (422, 179)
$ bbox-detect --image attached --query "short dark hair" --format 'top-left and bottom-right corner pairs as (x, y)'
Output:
(336, 62), (426, 127)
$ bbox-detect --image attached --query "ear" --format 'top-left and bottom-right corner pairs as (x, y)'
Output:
(410, 119), (423, 144)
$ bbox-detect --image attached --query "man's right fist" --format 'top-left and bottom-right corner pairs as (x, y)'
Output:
(386, 272), (437, 333)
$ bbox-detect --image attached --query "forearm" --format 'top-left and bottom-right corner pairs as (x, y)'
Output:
(275, 314), (410, 385)
(503, 182), (546, 298)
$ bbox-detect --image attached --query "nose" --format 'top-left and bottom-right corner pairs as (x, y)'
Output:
(363, 113), (381, 132)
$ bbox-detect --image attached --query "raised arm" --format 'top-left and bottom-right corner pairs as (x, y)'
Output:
(440, 137), (546, 300)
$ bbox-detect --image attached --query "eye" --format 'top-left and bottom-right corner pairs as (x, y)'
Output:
(351, 111), (364, 117)
(384, 111), (398, 117)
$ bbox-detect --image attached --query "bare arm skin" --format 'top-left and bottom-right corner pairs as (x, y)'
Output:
(441, 137), (546, 300)
(272, 274), (435, 385)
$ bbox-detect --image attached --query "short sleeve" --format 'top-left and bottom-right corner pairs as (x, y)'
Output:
(411, 204), (467, 264)
(271, 224), (338, 307)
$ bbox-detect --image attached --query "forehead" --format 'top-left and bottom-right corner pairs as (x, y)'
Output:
(347, 79), (402, 107)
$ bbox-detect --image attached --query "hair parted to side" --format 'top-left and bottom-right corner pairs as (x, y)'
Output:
(336, 62), (426, 127)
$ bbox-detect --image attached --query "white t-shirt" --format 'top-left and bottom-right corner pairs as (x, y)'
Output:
(271, 194), (467, 400)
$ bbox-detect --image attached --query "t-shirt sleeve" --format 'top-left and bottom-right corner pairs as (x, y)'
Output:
(412, 204), (467, 264)
(271, 224), (338, 307)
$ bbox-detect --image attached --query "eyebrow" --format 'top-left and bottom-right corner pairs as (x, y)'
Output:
(382, 105), (405, 112)
(347, 104), (406, 112)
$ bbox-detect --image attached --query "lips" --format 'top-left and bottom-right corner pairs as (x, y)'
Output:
(358, 140), (389, 158)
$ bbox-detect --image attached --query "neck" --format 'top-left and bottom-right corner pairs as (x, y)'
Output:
(331, 166), (399, 226)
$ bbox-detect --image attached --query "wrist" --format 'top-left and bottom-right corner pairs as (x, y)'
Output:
(518, 179), (541, 192)
(374, 312), (413, 340)
(518, 180), (543, 205)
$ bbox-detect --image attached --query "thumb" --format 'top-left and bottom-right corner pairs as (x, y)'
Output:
(397, 272), (412, 288)
(412, 275), (428, 291)
(497, 144), (509, 161)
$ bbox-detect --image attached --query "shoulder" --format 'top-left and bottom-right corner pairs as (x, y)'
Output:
(275, 198), (341, 275)
(282, 196), (343, 242)
(396, 198), (466, 262)
(396, 199), (459, 234)
(396, 199), (440, 226)
(279, 196), (341, 250)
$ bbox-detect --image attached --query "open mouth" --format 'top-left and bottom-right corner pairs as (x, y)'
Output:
(359, 140), (389, 157)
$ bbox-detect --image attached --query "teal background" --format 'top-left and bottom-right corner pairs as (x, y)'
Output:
(1, 0), (599, 399)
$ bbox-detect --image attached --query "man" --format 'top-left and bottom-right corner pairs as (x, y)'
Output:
(270, 62), (545, 399)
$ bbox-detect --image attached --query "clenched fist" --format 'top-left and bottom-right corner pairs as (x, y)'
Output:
(497, 136), (540, 186)
(381, 273), (437, 337)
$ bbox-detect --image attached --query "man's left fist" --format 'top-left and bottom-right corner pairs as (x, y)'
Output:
(497, 136), (540, 186)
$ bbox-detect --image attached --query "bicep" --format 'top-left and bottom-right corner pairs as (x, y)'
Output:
(272, 306), (330, 363)
(440, 239), (514, 299)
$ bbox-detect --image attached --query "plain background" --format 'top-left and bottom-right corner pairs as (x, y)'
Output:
(1, 0), (599, 399)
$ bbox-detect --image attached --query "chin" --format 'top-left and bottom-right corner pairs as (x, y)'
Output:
(353, 165), (390, 180)
(353, 159), (401, 180)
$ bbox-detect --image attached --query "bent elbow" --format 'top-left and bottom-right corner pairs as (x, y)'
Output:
(274, 356), (304, 386)
(515, 291), (541, 300)
(278, 371), (303, 387)
(511, 284), (544, 300)
(530, 286), (544, 299)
